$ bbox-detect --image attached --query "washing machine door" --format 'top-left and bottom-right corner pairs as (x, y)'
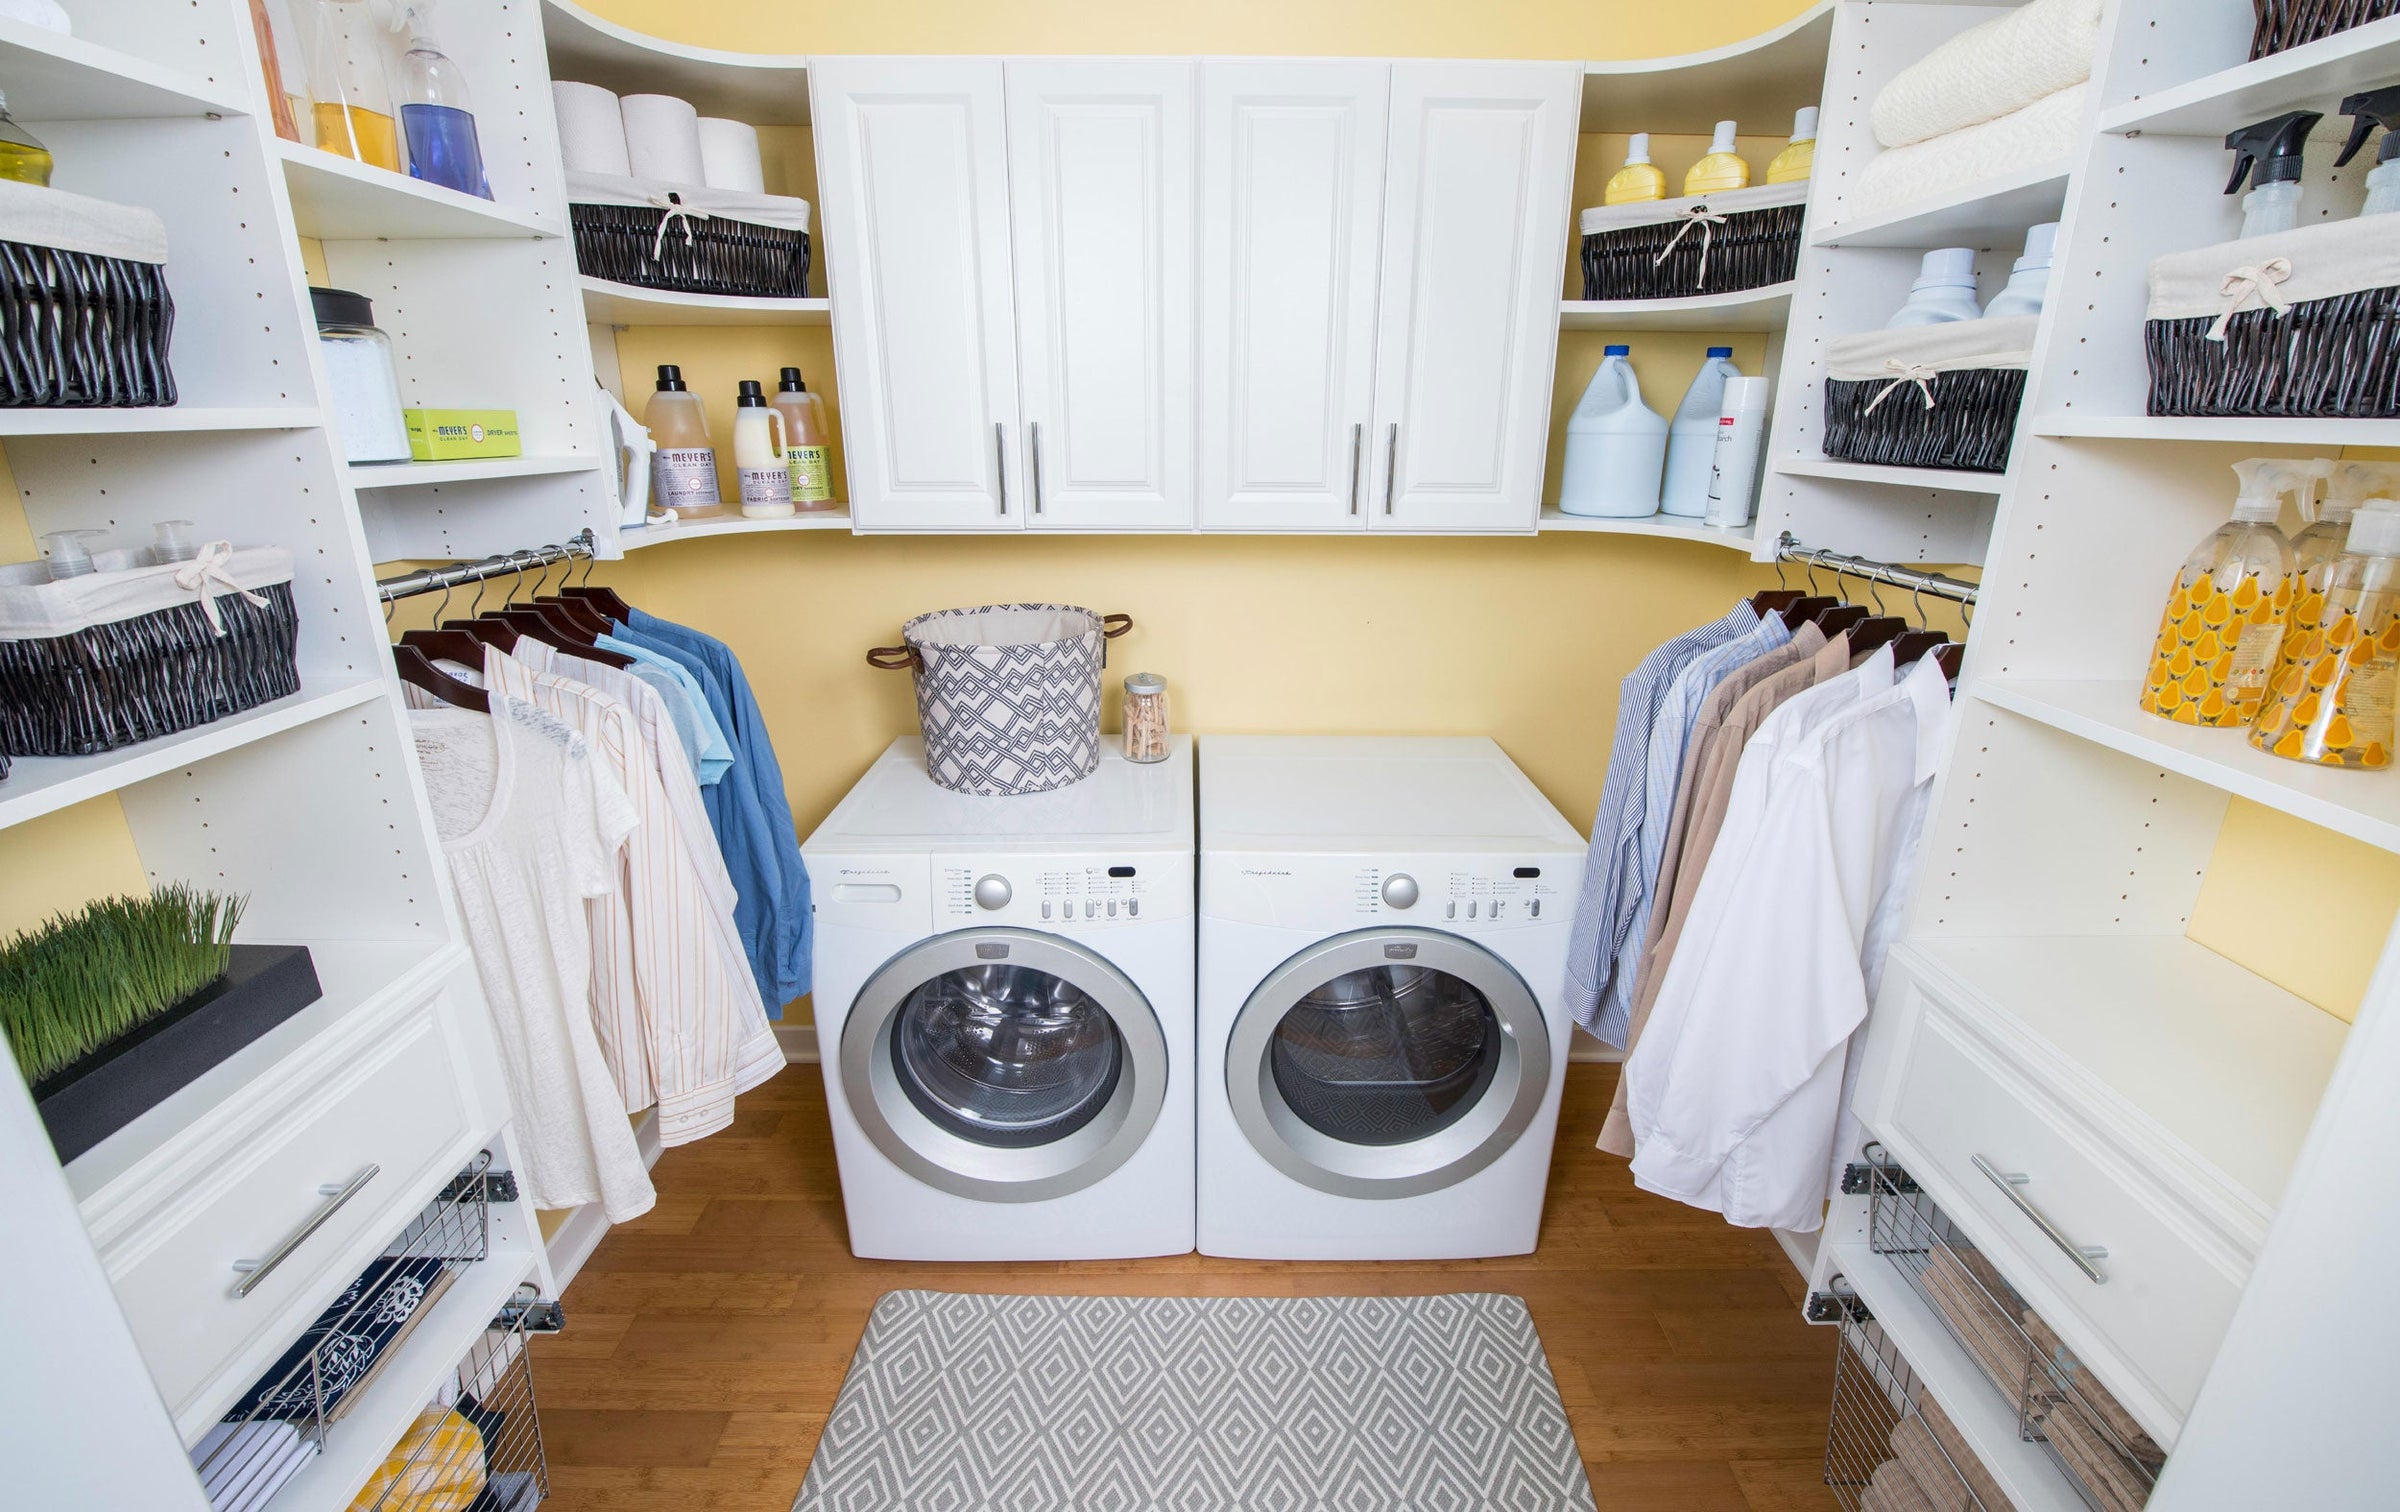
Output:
(841, 928), (1168, 1203)
(1226, 928), (1551, 1199)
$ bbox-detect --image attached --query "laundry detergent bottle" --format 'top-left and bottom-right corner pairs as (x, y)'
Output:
(2251, 499), (2400, 769)
(1557, 345), (1667, 518)
(1766, 107), (1817, 185)
(2139, 459), (2310, 727)
(1684, 120), (1750, 196)
(1661, 347), (1742, 518)
(1605, 133), (1668, 206)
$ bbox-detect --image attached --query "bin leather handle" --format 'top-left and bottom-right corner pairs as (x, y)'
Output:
(1102, 614), (1133, 639)
(865, 644), (920, 671)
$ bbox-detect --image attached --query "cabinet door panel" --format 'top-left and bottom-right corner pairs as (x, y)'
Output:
(814, 58), (1021, 530)
(1199, 61), (1389, 532)
(1008, 61), (1196, 531)
(1368, 62), (1577, 533)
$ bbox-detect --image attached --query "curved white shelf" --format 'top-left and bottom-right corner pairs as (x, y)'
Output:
(543, 0), (810, 124)
(1579, 2), (1833, 134)
(618, 510), (852, 549)
(2098, 16), (2400, 137)
(582, 277), (830, 328)
(0, 14), (248, 120)
(1811, 161), (2075, 251)
(0, 407), (320, 437)
(2034, 413), (2400, 448)
(1560, 284), (1794, 332)
(278, 142), (564, 242)
(1775, 455), (2006, 495)
(1539, 507), (1754, 550)
(347, 456), (603, 490)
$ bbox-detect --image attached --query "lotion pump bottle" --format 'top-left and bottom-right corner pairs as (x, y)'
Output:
(1766, 107), (1817, 185)
(1605, 133), (1667, 206)
(2140, 458), (2312, 727)
(1684, 121), (1751, 196)
(2252, 498), (2400, 769)
(2334, 87), (2400, 217)
(2224, 110), (2322, 238)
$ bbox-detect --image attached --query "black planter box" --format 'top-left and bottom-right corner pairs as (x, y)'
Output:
(32, 943), (321, 1162)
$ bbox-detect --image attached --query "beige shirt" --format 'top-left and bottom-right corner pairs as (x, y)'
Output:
(1600, 628), (1857, 1156)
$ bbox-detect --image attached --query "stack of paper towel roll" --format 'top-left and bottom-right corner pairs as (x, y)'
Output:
(551, 81), (765, 192)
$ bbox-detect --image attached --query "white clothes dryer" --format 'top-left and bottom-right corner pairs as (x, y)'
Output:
(1199, 736), (1585, 1260)
(802, 737), (1193, 1260)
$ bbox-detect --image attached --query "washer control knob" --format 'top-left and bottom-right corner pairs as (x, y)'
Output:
(973, 874), (1012, 911)
(1381, 873), (1420, 910)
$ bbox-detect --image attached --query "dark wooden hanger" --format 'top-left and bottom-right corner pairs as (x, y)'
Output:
(1891, 629), (1949, 666)
(551, 554), (635, 626)
(393, 642), (488, 712)
(1934, 643), (1966, 680)
(530, 557), (621, 639)
(1847, 616), (1908, 657)
(1749, 589), (1804, 615)
(477, 560), (634, 666)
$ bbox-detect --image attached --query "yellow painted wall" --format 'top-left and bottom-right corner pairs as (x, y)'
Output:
(2187, 802), (2400, 1023)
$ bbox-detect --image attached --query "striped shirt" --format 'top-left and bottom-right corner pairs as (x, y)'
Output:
(1565, 603), (1760, 1043)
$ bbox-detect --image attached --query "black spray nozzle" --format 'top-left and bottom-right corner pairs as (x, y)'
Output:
(2336, 87), (2400, 169)
(2225, 110), (2322, 194)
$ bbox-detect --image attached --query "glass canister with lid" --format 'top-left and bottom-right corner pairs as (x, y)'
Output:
(311, 287), (411, 465)
(1121, 672), (1169, 763)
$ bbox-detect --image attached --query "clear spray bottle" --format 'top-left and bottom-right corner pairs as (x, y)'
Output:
(2223, 110), (2321, 238)
(389, 0), (492, 199)
(2334, 87), (2400, 218)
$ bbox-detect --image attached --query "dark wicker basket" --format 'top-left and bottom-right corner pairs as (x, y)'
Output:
(2251, 0), (2400, 58)
(1822, 368), (2027, 474)
(1580, 203), (1804, 301)
(0, 240), (176, 407)
(570, 202), (811, 299)
(0, 581), (299, 758)
(2147, 284), (2400, 419)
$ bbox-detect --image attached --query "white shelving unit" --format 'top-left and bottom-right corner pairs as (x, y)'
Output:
(0, 4), (572, 1506)
(619, 510), (852, 548)
(582, 276), (832, 327)
(1537, 506), (1754, 551)
(1559, 284), (1795, 332)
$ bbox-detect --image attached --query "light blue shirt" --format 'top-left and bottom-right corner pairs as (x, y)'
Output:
(1598, 612), (1794, 1042)
(1566, 602), (1760, 1045)
(598, 632), (734, 787)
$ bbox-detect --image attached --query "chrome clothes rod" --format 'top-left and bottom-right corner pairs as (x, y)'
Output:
(376, 529), (598, 604)
(1774, 532), (1978, 609)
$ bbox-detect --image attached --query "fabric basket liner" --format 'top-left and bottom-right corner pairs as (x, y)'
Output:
(1577, 179), (1807, 237)
(1820, 316), (2037, 474)
(0, 545), (293, 639)
(0, 177), (169, 265)
(2146, 215), (2400, 326)
(868, 604), (1131, 797)
(2145, 215), (2400, 419)
(1825, 316), (2040, 385)
(565, 169), (812, 235)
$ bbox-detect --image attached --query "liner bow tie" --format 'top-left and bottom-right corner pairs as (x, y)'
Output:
(2208, 258), (2294, 342)
(648, 191), (715, 261)
(174, 541), (269, 637)
(1654, 205), (1732, 287)
(1864, 360), (1942, 414)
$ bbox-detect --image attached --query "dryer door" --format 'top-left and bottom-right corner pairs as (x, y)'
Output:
(1226, 928), (1551, 1199)
(841, 928), (1169, 1202)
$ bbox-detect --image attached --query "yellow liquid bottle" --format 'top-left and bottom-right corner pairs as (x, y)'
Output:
(0, 88), (54, 187)
(1684, 120), (1752, 196)
(304, 0), (404, 172)
(1766, 107), (1817, 186)
(2140, 460), (2308, 728)
(312, 102), (402, 171)
(1604, 133), (1667, 206)
(2251, 500), (2400, 770)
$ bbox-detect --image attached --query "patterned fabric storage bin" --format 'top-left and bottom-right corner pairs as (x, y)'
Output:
(2145, 216), (2400, 420)
(1820, 316), (2038, 474)
(2250, 0), (2399, 59)
(1578, 181), (1807, 302)
(0, 544), (299, 758)
(0, 177), (176, 407)
(568, 170), (812, 299)
(868, 605), (1134, 797)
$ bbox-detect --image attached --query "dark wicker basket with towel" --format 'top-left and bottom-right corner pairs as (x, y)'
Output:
(0, 178), (176, 407)
(0, 544), (299, 758)
(567, 171), (812, 299)
(1578, 182), (1807, 302)
(2146, 216), (2400, 419)
(1819, 316), (2037, 474)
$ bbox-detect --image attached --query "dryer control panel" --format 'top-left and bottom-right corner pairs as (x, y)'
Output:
(935, 851), (1192, 928)
(1351, 862), (1563, 925)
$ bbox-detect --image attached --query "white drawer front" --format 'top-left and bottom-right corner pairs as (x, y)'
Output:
(1885, 980), (2248, 1436)
(98, 991), (476, 1429)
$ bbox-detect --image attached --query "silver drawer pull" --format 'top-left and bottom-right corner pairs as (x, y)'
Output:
(231, 1165), (379, 1299)
(1974, 1153), (2108, 1284)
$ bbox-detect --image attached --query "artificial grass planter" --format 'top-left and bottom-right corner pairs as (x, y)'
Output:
(1, 887), (321, 1162)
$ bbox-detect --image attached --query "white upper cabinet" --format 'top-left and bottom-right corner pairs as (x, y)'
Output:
(1006, 61), (1198, 531)
(813, 58), (1023, 531)
(1367, 62), (1579, 533)
(1198, 61), (1391, 533)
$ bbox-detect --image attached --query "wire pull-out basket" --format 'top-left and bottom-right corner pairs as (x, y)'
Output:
(1825, 1299), (2018, 1512)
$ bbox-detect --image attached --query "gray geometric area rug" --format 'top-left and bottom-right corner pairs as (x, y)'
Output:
(793, 1290), (1598, 1511)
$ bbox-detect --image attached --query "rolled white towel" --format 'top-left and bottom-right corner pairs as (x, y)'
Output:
(1873, 0), (2105, 150)
(1849, 84), (2087, 227)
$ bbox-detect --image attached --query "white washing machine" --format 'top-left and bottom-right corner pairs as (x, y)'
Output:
(801, 737), (1194, 1261)
(1199, 736), (1586, 1260)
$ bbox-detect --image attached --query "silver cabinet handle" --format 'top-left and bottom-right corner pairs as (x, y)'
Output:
(1347, 422), (1363, 515)
(231, 1165), (379, 1299)
(1029, 420), (1044, 515)
(1383, 423), (1398, 515)
(1974, 1154), (2108, 1284)
(994, 423), (1008, 516)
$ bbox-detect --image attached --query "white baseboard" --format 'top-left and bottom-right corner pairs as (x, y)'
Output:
(1567, 1028), (1622, 1064)
(776, 1023), (819, 1063)
(544, 1108), (663, 1294)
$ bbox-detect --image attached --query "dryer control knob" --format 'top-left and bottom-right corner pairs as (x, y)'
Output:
(1381, 874), (1420, 910)
(973, 874), (1013, 910)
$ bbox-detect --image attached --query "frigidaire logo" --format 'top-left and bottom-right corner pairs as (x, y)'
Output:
(1238, 869), (1293, 878)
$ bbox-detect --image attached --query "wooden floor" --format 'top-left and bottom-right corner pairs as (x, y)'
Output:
(532, 1062), (1840, 1511)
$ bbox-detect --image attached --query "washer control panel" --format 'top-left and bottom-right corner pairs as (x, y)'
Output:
(1353, 862), (1562, 925)
(936, 853), (1188, 926)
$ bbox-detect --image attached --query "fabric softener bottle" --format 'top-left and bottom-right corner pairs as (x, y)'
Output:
(390, 1), (492, 198)
(2140, 459), (2311, 727)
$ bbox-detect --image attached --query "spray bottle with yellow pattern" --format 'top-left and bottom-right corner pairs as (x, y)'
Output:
(2262, 460), (2396, 708)
(2138, 459), (2314, 727)
(2250, 496), (2400, 769)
